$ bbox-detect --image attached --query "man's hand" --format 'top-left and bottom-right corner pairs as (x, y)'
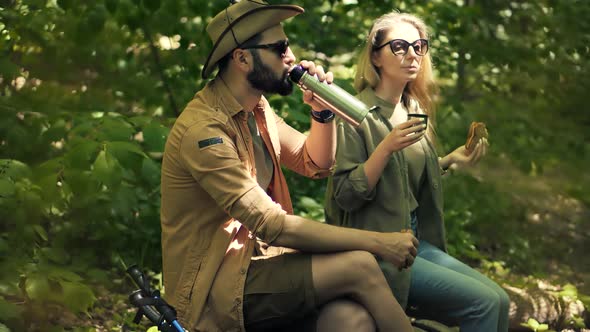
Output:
(374, 232), (419, 269)
(297, 60), (334, 111)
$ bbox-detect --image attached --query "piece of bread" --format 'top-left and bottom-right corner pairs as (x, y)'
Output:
(465, 122), (488, 153)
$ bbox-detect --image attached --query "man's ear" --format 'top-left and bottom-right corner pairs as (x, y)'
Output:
(232, 48), (250, 70)
(239, 53), (248, 64)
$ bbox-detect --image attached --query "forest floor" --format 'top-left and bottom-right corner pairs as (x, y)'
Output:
(471, 154), (589, 296)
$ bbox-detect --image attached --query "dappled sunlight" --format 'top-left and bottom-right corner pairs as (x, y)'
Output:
(503, 280), (587, 330)
(224, 220), (245, 254)
(157, 35), (181, 50)
(226, 238), (245, 253)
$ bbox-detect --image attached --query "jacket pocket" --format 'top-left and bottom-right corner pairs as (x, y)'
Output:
(175, 255), (204, 317)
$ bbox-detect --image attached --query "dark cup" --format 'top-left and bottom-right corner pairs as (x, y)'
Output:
(407, 113), (428, 129)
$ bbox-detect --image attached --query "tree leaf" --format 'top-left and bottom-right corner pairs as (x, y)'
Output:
(0, 296), (22, 321)
(33, 225), (49, 242)
(65, 141), (100, 169)
(48, 267), (82, 282)
(60, 281), (96, 313)
(0, 58), (20, 78)
(107, 141), (147, 158)
(142, 123), (169, 153)
(107, 141), (148, 171)
(141, 157), (160, 186)
(0, 159), (32, 180)
(92, 150), (122, 187)
(97, 117), (135, 142)
(40, 247), (71, 265)
(0, 179), (15, 197)
(0, 322), (12, 332)
(25, 274), (52, 301)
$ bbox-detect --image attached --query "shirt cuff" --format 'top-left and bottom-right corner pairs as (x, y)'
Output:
(347, 163), (376, 200)
(230, 185), (286, 244)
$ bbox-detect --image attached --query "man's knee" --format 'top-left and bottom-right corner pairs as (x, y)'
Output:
(317, 299), (376, 332)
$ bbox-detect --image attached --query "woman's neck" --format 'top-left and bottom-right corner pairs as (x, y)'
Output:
(374, 78), (407, 105)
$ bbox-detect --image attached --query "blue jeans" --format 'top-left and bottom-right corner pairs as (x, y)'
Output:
(408, 240), (510, 332)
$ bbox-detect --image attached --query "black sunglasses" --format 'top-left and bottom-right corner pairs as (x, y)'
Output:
(243, 40), (289, 58)
(374, 39), (429, 56)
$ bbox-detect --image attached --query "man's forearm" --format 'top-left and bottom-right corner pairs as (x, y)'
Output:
(273, 215), (379, 254)
(305, 120), (336, 169)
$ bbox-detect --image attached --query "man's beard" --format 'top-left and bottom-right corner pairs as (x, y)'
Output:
(247, 51), (293, 96)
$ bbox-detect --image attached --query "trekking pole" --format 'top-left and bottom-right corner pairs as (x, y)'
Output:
(126, 265), (185, 332)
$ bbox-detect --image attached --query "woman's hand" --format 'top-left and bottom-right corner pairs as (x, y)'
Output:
(298, 60), (334, 111)
(445, 137), (489, 171)
(381, 118), (426, 154)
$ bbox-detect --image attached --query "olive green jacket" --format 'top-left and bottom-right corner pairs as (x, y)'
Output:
(324, 87), (446, 308)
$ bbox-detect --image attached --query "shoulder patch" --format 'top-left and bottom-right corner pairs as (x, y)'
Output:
(198, 137), (223, 148)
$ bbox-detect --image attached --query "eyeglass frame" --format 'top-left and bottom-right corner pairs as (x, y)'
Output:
(373, 38), (429, 56)
(241, 39), (290, 58)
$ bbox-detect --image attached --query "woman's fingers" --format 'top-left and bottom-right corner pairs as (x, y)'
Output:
(398, 118), (423, 130)
(401, 130), (425, 143)
(399, 124), (426, 137)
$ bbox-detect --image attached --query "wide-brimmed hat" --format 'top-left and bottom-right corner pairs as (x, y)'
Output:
(201, 0), (304, 79)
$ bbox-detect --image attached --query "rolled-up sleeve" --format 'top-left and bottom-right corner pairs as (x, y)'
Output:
(274, 113), (332, 179)
(179, 117), (285, 243)
(331, 121), (376, 212)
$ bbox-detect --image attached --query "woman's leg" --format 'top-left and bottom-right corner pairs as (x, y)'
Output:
(410, 241), (510, 332)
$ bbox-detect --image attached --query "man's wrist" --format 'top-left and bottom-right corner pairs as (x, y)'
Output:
(310, 109), (335, 123)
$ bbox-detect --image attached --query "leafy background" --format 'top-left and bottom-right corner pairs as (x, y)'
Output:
(0, 0), (588, 331)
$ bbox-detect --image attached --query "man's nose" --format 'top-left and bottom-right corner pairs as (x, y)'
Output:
(283, 46), (296, 65)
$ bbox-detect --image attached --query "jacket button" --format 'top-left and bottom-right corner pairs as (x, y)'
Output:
(240, 268), (246, 274)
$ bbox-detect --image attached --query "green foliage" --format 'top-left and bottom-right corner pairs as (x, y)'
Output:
(521, 318), (552, 332)
(0, 0), (588, 330)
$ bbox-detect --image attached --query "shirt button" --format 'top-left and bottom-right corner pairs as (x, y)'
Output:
(235, 297), (241, 304)
(240, 268), (246, 275)
(433, 182), (439, 189)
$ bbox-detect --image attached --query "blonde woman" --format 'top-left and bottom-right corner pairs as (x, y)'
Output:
(325, 12), (509, 331)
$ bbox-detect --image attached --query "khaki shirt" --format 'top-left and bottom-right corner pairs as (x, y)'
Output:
(161, 77), (330, 332)
(324, 87), (446, 308)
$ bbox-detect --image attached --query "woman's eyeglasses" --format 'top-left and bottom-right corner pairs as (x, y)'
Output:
(374, 39), (429, 56)
(243, 40), (289, 58)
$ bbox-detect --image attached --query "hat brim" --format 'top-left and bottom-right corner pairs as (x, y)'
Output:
(201, 5), (303, 79)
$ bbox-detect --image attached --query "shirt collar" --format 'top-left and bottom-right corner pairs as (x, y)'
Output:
(359, 87), (396, 119)
(210, 76), (244, 117)
(210, 76), (267, 119)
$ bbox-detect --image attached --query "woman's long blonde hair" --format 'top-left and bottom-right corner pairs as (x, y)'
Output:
(355, 12), (438, 133)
